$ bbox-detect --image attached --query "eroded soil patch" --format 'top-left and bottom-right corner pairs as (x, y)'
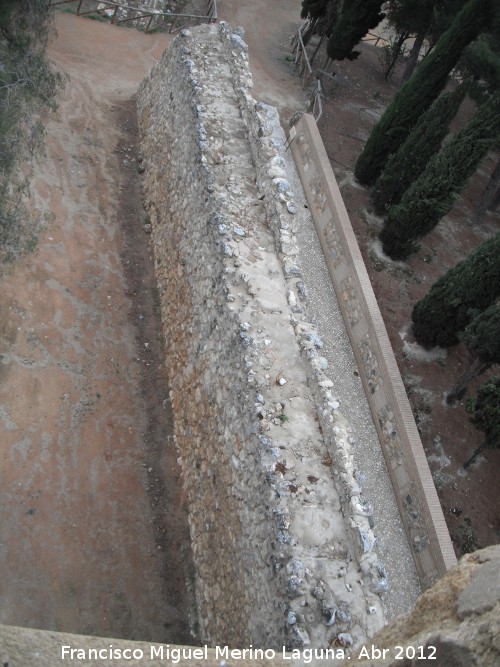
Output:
(0, 14), (192, 643)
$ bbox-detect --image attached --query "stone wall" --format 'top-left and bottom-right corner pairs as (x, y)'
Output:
(343, 545), (500, 667)
(2, 546), (496, 666)
(289, 114), (457, 590)
(137, 23), (397, 652)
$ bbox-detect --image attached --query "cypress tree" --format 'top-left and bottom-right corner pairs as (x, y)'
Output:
(383, 0), (435, 81)
(447, 304), (500, 404)
(301, 0), (330, 20)
(460, 32), (500, 97)
(464, 376), (500, 468)
(372, 85), (467, 213)
(355, 0), (491, 186)
(411, 233), (500, 349)
(326, 0), (385, 61)
(379, 89), (500, 260)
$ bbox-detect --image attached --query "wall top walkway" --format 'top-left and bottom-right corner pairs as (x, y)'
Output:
(289, 114), (457, 589)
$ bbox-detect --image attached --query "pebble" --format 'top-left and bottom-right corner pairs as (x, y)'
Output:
(312, 586), (325, 600)
(307, 333), (324, 349)
(324, 608), (336, 626)
(286, 576), (302, 599)
(273, 177), (293, 194)
(268, 166), (287, 179)
(337, 633), (354, 647)
(239, 333), (251, 346)
(229, 33), (248, 52)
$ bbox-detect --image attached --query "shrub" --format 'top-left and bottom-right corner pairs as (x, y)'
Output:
(411, 233), (500, 348)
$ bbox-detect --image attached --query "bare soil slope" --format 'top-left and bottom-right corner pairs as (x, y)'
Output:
(0, 14), (193, 643)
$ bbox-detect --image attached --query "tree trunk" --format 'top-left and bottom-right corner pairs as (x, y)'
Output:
(474, 157), (500, 225)
(447, 357), (490, 405)
(302, 18), (318, 47)
(384, 32), (409, 80)
(489, 182), (500, 211)
(310, 14), (338, 65)
(402, 31), (425, 83)
(463, 438), (490, 468)
(310, 32), (329, 65)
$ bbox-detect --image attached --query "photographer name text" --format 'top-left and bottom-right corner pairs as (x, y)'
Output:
(61, 643), (437, 663)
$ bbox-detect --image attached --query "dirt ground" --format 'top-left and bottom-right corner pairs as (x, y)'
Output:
(311, 40), (500, 557)
(0, 14), (194, 643)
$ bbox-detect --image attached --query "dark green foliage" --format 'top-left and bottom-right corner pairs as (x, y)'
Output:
(430, 0), (471, 41)
(411, 234), (500, 348)
(372, 85), (466, 213)
(355, 0), (491, 186)
(461, 32), (500, 98)
(379, 89), (500, 259)
(301, 0), (330, 20)
(447, 304), (500, 403)
(326, 0), (385, 61)
(384, 0), (436, 36)
(300, 0), (340, 49)
(464, 376), (500, 467)
(394, 0), (467, 82)
(461, 304), (500, 368)
(0, 0), (64, 261)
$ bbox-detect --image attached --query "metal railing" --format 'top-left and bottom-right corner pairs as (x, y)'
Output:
(309, 78), (323, 122)
(49, 0), (217, 34)
(290, 22), (314, 88)
(362, 31), (390, 47)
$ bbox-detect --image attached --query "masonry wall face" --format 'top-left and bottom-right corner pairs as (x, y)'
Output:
(137, 23), (395, 652)
(137, 28), (280, 647)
